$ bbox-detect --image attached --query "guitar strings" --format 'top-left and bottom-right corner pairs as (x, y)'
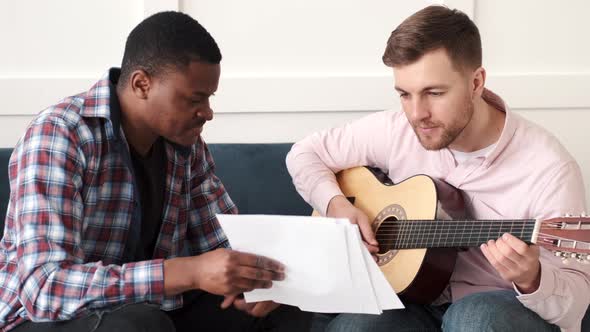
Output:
(377, 220), (534, 225)
(375, 226), (536, 233)
(375, 222), (535, 246)
(375, 224), (535, 236)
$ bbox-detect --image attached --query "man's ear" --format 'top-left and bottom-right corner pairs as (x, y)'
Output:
(129, 70), (151, 99)
(471, 67), (486, 98)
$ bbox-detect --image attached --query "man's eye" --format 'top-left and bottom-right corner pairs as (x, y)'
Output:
(428, 91), (444, 96)
(399, 93), (409, 99)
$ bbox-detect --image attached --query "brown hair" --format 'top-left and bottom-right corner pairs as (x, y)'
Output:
(382, 5), (481, 71)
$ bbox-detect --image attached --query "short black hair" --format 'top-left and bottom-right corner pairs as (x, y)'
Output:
(119, 11), (221, 86)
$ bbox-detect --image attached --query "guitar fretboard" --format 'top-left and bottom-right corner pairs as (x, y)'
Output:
(376, 219), (536, 250)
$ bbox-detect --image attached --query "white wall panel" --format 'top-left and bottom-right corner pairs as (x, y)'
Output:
(0, 1), (143, 76)
(476, 0), (590, 73)
(180, 0), (432, 75)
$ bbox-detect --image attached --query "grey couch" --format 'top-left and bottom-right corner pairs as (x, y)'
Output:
(0, 144), (312, 331)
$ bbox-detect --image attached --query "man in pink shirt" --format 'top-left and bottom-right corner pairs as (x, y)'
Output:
(286, 5), (590, 332)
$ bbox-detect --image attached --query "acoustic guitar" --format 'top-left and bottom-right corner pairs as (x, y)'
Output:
(320, 166), (590, 304)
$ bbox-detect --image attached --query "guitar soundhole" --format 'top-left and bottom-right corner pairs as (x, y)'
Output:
(376, 216), (398, 254)
(373, 204), (407, 265)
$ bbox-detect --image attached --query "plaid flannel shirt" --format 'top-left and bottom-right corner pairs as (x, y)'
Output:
(0, 69), (236, 331)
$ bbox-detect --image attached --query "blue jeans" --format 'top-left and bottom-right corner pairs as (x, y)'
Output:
(311, 290), (589, 332)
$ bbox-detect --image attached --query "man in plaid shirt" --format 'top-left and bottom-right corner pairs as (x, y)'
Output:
(0, 11), (285, 332)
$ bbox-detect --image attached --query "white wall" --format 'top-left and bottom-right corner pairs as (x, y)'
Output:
(1, 0), (590, 208)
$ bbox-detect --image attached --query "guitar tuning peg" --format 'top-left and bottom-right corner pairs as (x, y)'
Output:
(581, 212), (587, 217)
(576, 253), (589, 263)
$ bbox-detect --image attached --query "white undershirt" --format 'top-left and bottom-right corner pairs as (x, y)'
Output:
(450, 144), (496, 164)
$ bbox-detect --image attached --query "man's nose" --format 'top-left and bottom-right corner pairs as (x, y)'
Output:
(198, 103), (213, 121)
(408, 97), (430, 123)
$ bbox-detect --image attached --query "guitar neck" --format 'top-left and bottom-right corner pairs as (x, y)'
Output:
(377, 219), (538, 250)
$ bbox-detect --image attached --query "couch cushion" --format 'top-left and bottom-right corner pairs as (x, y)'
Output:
(208, 143), (310, 216)
(0, 144), (311, 237)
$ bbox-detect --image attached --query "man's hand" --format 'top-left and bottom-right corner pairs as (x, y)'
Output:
(163, 248), (285, 297)
(480, 233), (541, 294)
(221, 295), (280, 317)
(327, 195), (379, 255)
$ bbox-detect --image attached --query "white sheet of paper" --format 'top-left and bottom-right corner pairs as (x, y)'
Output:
(218, 215), (351, 302)
(217, 214), (404, 314)
(357, 231), (405, 310)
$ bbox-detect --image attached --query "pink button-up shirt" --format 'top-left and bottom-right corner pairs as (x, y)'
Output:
(286, 89), (589, 331)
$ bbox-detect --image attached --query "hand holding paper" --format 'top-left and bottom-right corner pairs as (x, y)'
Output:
(217, 214), (404, 314)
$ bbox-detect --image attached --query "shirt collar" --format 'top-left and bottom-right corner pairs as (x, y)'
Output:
(76, 68), (122, 140)
(108, 68), (123, 141)
(480, 88), (518, 167)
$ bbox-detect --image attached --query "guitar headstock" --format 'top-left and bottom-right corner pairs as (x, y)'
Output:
(539, 214), (590, 264)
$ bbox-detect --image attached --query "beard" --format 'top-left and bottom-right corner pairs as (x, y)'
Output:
(411, 99), (474, 151)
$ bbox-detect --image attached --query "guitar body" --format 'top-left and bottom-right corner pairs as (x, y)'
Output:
(336, 167), (467, 304)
